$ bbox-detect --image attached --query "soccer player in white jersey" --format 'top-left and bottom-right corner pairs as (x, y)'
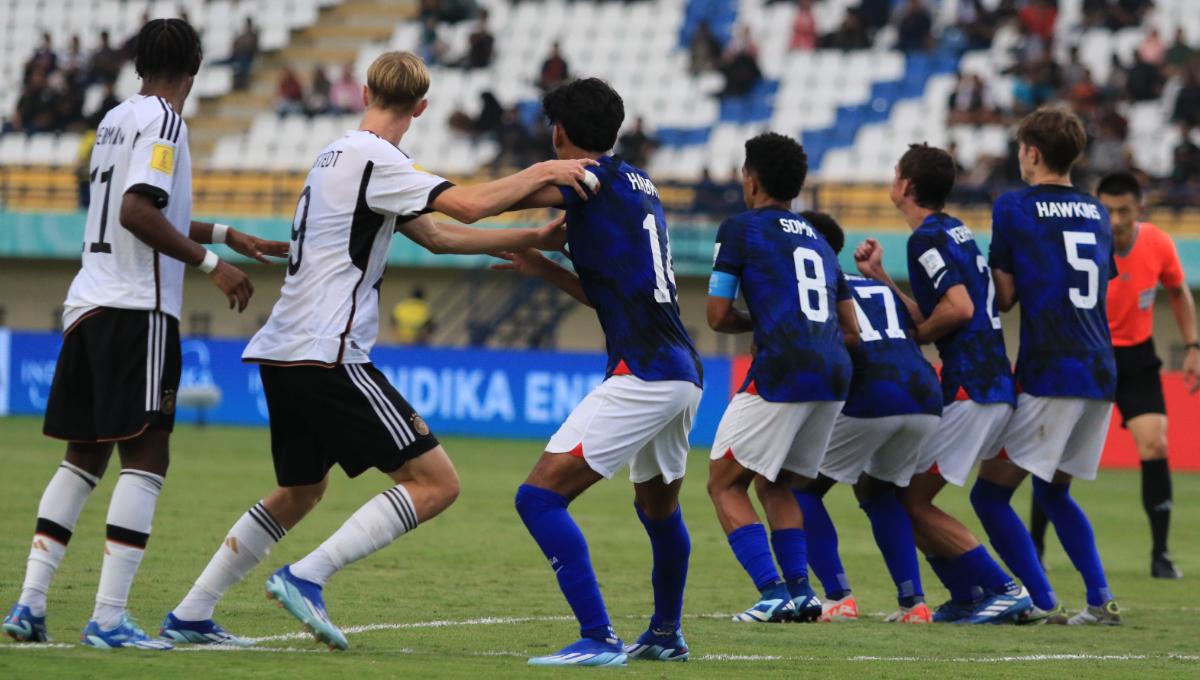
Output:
(159, 52), (597, 649)
(2, 19), (286, 650)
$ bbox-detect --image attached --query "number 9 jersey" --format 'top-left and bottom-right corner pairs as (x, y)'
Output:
(989, 185), (1117, 401)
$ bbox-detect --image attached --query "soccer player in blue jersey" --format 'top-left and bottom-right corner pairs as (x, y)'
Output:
(854, 144), (1038, 624)
(791, 211), (942, 624)
(981, 107), (1121, 625)
(492, 79), (703, 666)
(705, 134), (858, 624)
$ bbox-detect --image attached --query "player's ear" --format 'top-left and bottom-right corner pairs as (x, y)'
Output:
(412, 99), (428, 118)
(361, 85), (370, 109)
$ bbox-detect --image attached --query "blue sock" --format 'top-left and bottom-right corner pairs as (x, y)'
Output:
(970, 478), (1057, 610)
(927, 556), (980, 603)
(956, 545), (1017, 595)
(769, 528), (810, 599)
(1033, 478), (1112, 607)
(860, 492), (924, 607)
(515, 484), (612, 641)
(635, 504), (690, 632)
(792, 490), (851, 599)
(727, 523), (780, 593)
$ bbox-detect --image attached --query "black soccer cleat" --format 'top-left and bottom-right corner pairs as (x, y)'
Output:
(1151, 553), (1182, 580)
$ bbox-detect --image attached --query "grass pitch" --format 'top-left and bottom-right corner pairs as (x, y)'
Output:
(0, 415), (1196, 678)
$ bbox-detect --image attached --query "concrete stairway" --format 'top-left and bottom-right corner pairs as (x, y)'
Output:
(188, 0), (416, 163)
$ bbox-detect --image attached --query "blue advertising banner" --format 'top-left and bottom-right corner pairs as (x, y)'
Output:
(2, 331), (730, 447)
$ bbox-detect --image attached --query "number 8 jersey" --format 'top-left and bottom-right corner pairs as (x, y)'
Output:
(989, 185), (1117, 401)
(62, 95), (192, 329)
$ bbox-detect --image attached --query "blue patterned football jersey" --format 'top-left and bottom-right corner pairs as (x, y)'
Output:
(558, 155), (702, 386)
(907, 212), (1016, 406)
(842, 275), (943, 419)
(711, 207), (852, 402)
(989, 184), (1117, 400)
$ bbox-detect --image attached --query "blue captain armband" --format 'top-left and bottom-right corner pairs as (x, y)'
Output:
(708, 270), (740, 299)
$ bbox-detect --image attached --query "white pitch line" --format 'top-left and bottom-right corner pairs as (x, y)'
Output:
(245, 614), (575, 643)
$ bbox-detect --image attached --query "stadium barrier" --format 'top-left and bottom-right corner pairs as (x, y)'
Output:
(0, 329), (1195, 471)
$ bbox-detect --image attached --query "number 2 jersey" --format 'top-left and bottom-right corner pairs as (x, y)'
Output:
(989, 185), (1117, 401)
(907, 212), (1015, 407)
(244, 130), (452, 365)
(62, 95), (192, 329)
(712, 207), (851, 403)
(557, 155), (701, 386)
(842, 275), (942, 418)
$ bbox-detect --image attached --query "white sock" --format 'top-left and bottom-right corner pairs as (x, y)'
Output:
(93, 470), (163, 630)
(19, 462), (99, 617)
(172, 501), (285, 622)
(291, 485), (418, 586)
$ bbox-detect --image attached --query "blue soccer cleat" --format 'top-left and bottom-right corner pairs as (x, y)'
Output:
(3, 604), (50, 642)
(732, 583), (796, 623)
(624, 626), (689, 662)
(931, 598), (979, 623)
(959, 586), (1033, 624)
(529, 633), (628, 667)
(265, 565), (348, 650)
(159, 612), (251, 646)
(81, 616), (173, 650)
(788, 581), (823, 623)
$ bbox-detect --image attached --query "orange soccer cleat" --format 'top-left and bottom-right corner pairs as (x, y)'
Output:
(885, 602), (933, 624)
(818, 595), (859, 622)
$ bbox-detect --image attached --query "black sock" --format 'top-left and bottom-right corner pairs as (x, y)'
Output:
(1141, 458), (1172, 557)
(1028, 496), (1048, 556)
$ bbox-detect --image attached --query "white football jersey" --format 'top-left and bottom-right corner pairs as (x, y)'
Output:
(62, 95), (193, 329)
(243, 130), (452, 365)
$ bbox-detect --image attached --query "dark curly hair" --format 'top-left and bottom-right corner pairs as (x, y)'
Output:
(801, 210), (844, 255)
(133, 18), (203, 82)
(743, 133), (808, 202)
(542, 78), (624, 153)
(896, 143), (955, 211)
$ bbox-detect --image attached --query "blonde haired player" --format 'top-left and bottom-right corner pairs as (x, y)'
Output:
(160, 51), (597, 648)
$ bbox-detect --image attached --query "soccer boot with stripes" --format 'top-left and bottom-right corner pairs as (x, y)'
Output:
(3, 604), (49, 642)
(529, 631), (628, 667)
(265, 565), (348, 650)
(732, 583), (796, 623)
(81, 616), (173, 650)
(1067, 599), (1121, 626)
(788, 580), (823, 623)
(159, 612), (252, 646)
(1015, 602), (1068, 625)
(959, 586), (1032, 624)
(818, 595), (860, 622)
(885, 602), (933, 623)
(624, 626), (689, 661)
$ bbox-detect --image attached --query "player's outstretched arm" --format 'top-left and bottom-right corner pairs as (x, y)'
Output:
(189, 221), (290, 264)
(398, 214), (566, 255)
(854, 238), (925, 323)
(491, 249), (591, 306)
(915, 283), (974, 344)
(1165, 284), (1200, 393)
(431, 159), (596, 223)
(706, 296), (752, 334)
(119, 193), (254, 312)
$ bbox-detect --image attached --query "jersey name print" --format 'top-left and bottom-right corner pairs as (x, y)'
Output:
(906, 212), (1015, 406)
(713, 207), (851, 403)
(62, 95), (193, 329)
(989, 184), (1117, 400)
(244, 130), (453, 366)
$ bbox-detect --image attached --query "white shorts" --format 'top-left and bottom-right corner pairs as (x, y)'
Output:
(546, 375), (702, 483)
(915, 400), (1013, 487)
(820, 413), (942, 487)
(709, 394), (844, 482)
(998, 394), (1113, 483)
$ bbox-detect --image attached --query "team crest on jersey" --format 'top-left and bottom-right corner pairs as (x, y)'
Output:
(151, 143), (175, 175)
(161, 388), (176, 416)
(411, 413), (430, 436)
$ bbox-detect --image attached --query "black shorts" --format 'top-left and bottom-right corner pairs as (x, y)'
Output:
(43, 308), (181, 443)
(1114, 337), (1166, 427)
(258, 362), (440, 486)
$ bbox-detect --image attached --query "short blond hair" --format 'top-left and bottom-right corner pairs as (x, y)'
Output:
(366, 51), (430, 113)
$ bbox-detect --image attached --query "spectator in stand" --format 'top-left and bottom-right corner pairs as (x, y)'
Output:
(60, 35), (88, 87)
(391, 287), (434, 345)
(719, 25), (763, 98)
(418, 15), (447, 66)
(895, 0), (933, 53)
(789, 0), (818, 52)
(1011, 61), (1055, 114)
(948, 73), (998, 125)
(1086, 116), (1129, 179)
(825, 9), (870, 50)
(25, 33), (57, 84)
(122, 11), (150, 57)
(1127, 53), (1165, 102)
(1061, 45), (1089, 88)
(1174, 68), (1200, 127)
(1165, 28), (1193, 75)
(1081, 0), (1111, 29)
(90, 31), (122, 85)
(689, 21), (723, 75)
(958, 0), (998, 51)
(1108, 0), (1152, 30)
(276, 66), (305, 116)
(1138, 27), (1166, 67)
(92, 81), (120, 125)
(1018, 0), (1057, 42)
(1067, 67), (1100, 116)
(307, 66), (332, 116)
(9, 67), (57, 133)
(228, 17), (260, 90)
(537, 41), (570, 91)
(858, 0), (892, 40)
(459, 9), (495, 69)
(617, 117), (660, 168)
(329, 63), (363, 114)
(1170, 126), (1200, 188)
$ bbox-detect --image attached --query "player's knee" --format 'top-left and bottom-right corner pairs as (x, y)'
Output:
(436, 468), (461, 507)
(1139, 436), (1168, 461)
(279, 482), (325, 513)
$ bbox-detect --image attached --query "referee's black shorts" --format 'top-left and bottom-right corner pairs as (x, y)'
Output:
(1113, 337), (1166, 427)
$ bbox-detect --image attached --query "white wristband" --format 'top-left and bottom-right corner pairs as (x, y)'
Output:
(211, 223), (230, 244)
(198, 249), (219, 273)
